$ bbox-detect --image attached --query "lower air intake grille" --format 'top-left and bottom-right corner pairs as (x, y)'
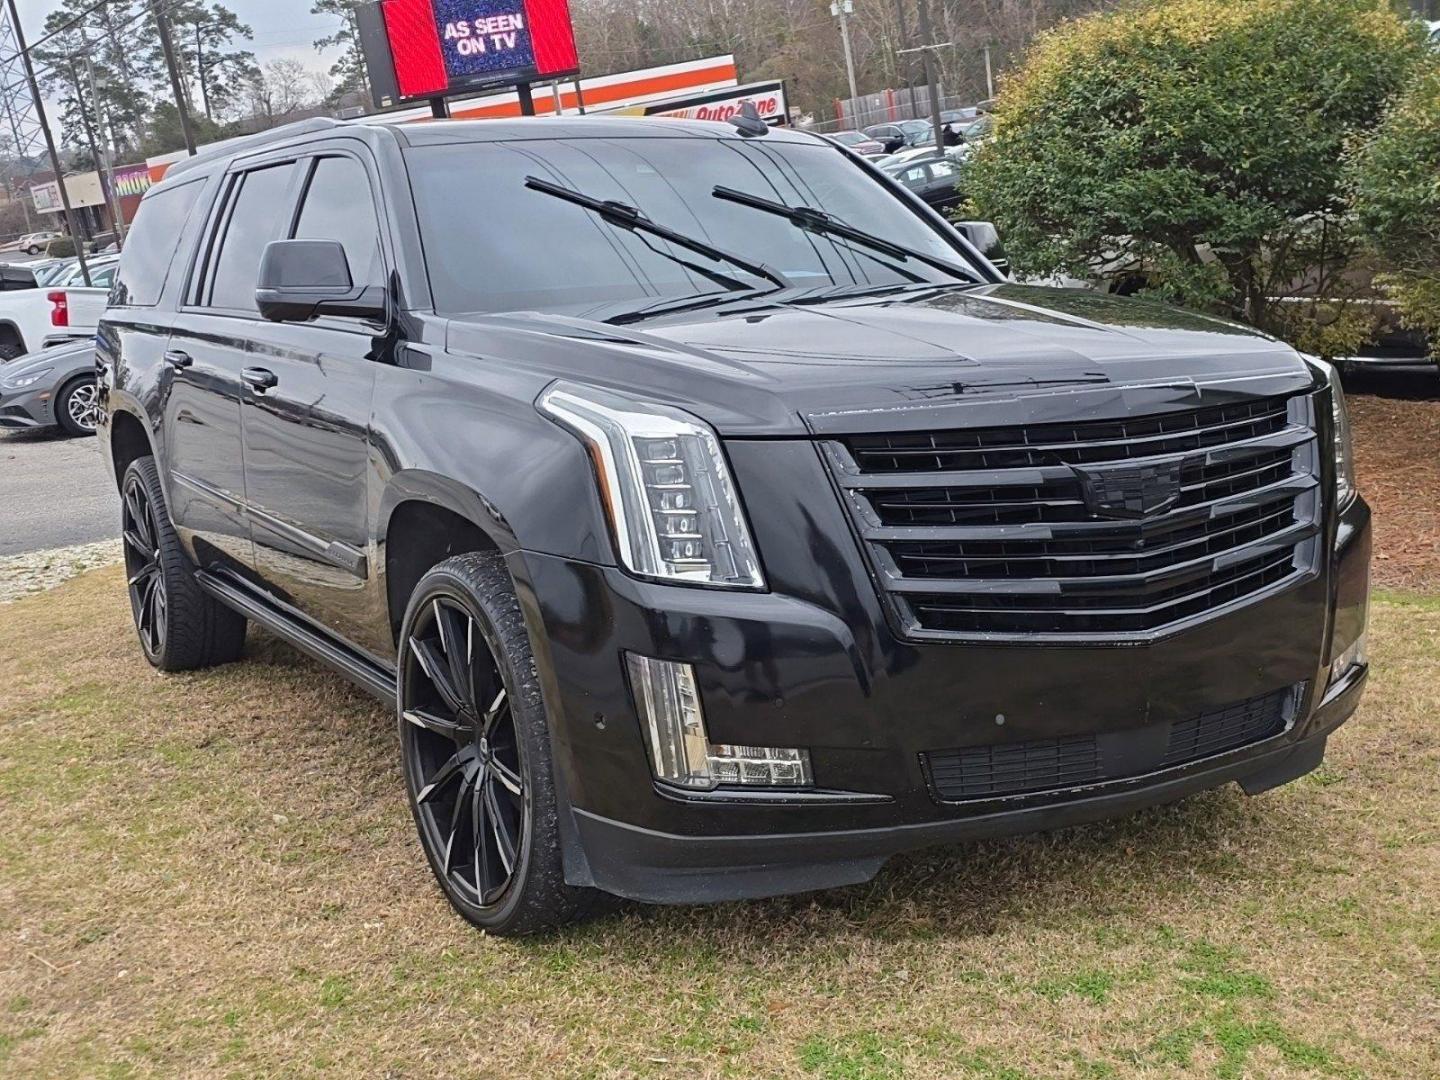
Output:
(924, 687), (1296, 803)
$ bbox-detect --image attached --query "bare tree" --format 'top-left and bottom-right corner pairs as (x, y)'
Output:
(243, 58), (330, 126)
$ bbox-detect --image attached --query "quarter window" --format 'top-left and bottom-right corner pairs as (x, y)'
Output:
(110, 180), (203, 307)
(206, 163), (298, 311)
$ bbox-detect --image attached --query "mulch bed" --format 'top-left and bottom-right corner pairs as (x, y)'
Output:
(1344, 366), (1440, 592)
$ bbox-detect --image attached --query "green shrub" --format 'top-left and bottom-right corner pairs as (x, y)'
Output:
(963, 0), (1428, 350)
(45, 236), (76, 258)
(1349, 60), (1440, 362)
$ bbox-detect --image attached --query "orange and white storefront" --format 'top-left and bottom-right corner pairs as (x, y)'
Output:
(145, 55), (785, 184)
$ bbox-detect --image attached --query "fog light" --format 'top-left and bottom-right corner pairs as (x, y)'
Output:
(1330, 632), (1368, 686)
(626, 653), (813, 790)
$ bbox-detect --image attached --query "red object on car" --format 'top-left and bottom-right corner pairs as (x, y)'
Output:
(48, 290), (69, 328)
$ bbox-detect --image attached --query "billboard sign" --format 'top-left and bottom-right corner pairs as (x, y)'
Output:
(361, 0), (579, 106)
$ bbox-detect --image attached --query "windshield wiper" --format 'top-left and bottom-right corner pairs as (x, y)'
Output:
(525, 176), (792, 291)
(600, 287), (777, 326)
(712, 185), (979, 283)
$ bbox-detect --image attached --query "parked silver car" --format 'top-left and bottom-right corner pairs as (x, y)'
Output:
(0, 338), (99, 436)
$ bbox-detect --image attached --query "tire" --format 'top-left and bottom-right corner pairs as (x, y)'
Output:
(55, 376), (99, 436)
(121, 456), (248, 672)
(25, 245), (40, 255)
(397, 552), (611, 936)
(0, 340), (23, 362)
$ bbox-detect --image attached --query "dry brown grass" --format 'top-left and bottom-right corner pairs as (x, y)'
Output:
(0, 568), (1436, 1079)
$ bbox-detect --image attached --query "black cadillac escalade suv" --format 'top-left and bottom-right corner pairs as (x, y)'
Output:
(98, 116), (1371, 935)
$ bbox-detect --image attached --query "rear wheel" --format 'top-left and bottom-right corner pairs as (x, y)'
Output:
(121, 456), (248, 671)
(398, 552), (610, 935)
(55, 376), (99, 436)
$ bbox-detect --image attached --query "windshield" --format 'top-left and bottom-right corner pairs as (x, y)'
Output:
(407, 136), (978, 318)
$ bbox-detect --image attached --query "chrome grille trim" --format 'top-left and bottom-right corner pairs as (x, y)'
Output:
(827, 393), (1322, 642)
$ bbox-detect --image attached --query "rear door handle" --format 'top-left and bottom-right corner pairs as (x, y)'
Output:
(163, 350), (192, 370)
(242, 367), (278, 394)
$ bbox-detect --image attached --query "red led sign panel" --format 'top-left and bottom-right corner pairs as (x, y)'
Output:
(381, 0), (578, 101)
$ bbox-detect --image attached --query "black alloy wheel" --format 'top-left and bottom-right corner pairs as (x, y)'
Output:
(122, 471), (168, 660)
(397, 553), (612, 935)
(403, 594), (527, 909)
(119, 456), (247, 672)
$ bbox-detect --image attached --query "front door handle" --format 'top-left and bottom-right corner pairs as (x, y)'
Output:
(163, 350), (192, 370)
(242, 367), (279, 394)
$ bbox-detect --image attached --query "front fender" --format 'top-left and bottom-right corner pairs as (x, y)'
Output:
(372, 355), (616, 566)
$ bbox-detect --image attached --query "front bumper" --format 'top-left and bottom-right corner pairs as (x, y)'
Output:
(0, 386), (55, 429)
(511, 453), (1372, 904)
(573, 669), (1363, 903)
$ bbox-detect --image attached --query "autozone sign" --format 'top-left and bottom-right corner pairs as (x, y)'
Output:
(612, 80), (789, 126)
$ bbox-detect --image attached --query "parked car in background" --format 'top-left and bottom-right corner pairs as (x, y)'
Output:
(0, 256), (117, 360)
(0, 337), (99, 435)
(0, 264), (39, 291)
(882, 154), (965, 211)
(100, 115), (1368, 937)
(864, 118), (935, 153)
(880, 142), (969, 170)
(823, 130), (888, 157)
(17, 231), (61, 255)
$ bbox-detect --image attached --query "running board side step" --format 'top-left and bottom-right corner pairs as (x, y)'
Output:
(195, 569), (396, 703)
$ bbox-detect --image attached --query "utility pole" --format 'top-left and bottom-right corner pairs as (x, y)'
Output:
(910, 0), (947, 153)
(892, 0), (918, 119)
(984, 44), (994, 101)
(84, 54), (126, 247)
(4, 0), (91, 285)
(67, 56), (106, 246)
(831, 1), (860, 107)
(154, 2), (198, 156)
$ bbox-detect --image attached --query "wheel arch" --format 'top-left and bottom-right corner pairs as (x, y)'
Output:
(0, 320), (25, 354)
(378, 471), (515, 645)
(108, 406), (156, 489)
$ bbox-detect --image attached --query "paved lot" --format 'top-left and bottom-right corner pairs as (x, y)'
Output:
(0, 428), (119, 556)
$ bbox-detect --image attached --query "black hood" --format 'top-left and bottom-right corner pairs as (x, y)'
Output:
(448, 285), (1318, 437)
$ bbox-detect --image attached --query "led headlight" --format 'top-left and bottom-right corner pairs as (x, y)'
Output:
(1323, 362), (1357, 509)
(627, 653), (812, 790)
(1, 366), (50, 391)
(538, 382), (765, 589)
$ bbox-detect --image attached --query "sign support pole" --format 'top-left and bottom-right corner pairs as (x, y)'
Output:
(429, 97), (449, 119)
(517, 82), (536, 117)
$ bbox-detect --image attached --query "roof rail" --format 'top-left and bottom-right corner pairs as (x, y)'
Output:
(164, 117), (347, 179)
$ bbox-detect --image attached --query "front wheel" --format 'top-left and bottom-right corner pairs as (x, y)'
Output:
(398, 552), (611, 935)
(55, 376), (99, 436)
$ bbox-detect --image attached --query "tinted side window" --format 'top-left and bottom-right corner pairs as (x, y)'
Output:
(292, 156), (384, 290)
(207, 163), (297, 311)
(111, 180), (203, 307)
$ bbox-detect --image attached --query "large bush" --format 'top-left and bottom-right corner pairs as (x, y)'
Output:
(964, 0), (1428, 348)
(1349, 59), (1440, 362)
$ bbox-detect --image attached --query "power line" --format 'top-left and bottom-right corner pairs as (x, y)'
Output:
(0, 0), (114, 64)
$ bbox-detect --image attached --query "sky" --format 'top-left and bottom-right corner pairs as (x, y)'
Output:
(17, 0), (345, 73)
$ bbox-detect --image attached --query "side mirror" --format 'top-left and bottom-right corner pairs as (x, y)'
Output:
(256, 239), (387, 324)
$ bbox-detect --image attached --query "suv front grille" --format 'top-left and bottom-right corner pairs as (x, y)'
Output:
(924, 686), (1297, 802)
(827, 394), (1321, 641)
